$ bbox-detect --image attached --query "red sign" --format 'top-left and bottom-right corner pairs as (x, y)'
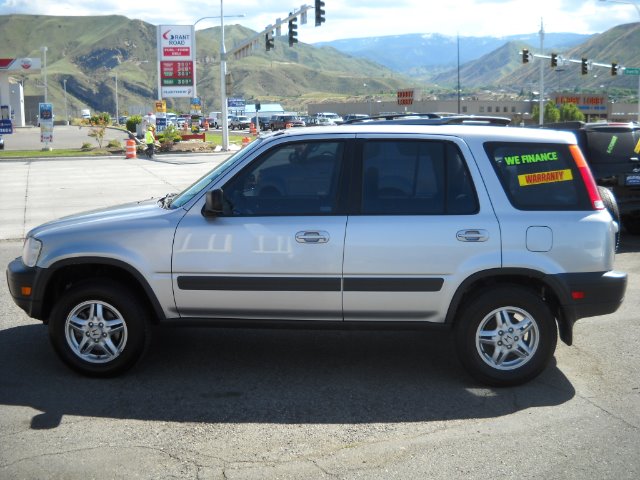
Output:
(397, 89), (414, 106)
(163, 47), (191, 57)
(160, 61), (194, 86)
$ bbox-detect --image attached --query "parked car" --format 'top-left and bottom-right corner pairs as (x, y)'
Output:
(7, 117), (626, 386)
(343, 114), (369, 123)
(541, 121), (640, 233)
(270, 115), (305, 130)
(230, 115), (251, 130)
(315, 112), (344, 124)
(314, 117), (337, 126)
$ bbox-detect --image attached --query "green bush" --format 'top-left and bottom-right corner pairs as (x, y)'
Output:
(89, 112), (111, 126)
(126, 115), (142, 133)
(80, 142), (93, 151)
(157, 124), (182, 143)
(107, 139), (122, 149)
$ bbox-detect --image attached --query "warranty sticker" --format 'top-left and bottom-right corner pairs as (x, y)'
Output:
(518, 169), (573, 186)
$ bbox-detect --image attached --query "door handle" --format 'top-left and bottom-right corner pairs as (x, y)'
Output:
(456, 229), (489, 242)
(295, 230), (330, 243)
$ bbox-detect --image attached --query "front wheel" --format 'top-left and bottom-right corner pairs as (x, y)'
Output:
(49, 280), (150, 377)
(454, 286), (557, 387)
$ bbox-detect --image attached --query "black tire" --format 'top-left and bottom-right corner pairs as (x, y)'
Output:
(454, 286), (557, 387)
(598, 186), (620, 250)
(49, 279), (150, 377)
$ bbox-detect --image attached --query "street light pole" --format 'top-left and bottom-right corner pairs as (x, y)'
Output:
(41, 46), (48, 103)
(538, 19), (545, 125)
(114, 72), (119, 125)
(220, 0), (230, 151)
(194, 6), (245, 151)
(63, 78), (69, 125)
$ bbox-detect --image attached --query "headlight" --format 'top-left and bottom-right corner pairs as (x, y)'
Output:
(22, 237), (42, 268)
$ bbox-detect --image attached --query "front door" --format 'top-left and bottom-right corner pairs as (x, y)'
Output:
(172, 139), (349, 321)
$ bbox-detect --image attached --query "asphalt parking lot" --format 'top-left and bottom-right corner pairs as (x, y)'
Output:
(0, 155), (639, 479)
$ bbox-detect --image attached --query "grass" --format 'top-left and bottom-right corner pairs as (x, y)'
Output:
(0, 132), (251, 159)
(0, 148), (124, 158)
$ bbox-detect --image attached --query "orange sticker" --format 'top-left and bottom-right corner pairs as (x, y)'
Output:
(518, 169), (573, 186)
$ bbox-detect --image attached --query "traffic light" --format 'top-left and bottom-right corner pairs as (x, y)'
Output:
(315, 0), (326, 26)
(522, 49), (531, 64)
(265, 31), (274, 51)
(288, 15), (298, 46)
(550, 53), (558, 68)
(611, 62), (619, 76)
(581, 58), (588, 75)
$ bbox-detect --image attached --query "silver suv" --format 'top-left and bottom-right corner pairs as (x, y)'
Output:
(7, 118), (627, 386)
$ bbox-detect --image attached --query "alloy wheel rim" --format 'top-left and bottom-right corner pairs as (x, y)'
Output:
(475, 306), (540, 371)
(64, 300), (128, 364)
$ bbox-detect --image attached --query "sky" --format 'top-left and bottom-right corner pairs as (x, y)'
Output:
(1, 0), (639, 43)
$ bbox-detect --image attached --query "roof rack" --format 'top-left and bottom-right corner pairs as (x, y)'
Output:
(341, 113), (511, 127)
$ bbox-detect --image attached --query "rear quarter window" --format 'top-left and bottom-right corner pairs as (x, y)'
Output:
(484, 142), (592, 211)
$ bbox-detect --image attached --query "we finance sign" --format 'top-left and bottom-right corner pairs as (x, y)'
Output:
(158, 25), (194, 60)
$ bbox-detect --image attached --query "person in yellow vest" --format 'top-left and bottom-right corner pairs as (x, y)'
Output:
(144, 125), (156, 158)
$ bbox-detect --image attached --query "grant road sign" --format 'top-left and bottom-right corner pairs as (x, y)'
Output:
(623, 67), (640, 75)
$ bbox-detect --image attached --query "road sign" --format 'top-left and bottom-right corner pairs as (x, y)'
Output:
(624, 67), (640, 75)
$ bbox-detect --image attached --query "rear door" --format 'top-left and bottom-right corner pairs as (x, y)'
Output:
(343, 135), (501, 324)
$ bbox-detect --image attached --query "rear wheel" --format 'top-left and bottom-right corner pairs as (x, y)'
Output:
(49, 280), (150, 377)
(598, 186), (620, 250)
(454, 286), (557, 387)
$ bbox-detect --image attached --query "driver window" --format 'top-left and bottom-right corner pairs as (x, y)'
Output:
(221, 141), (344, 216)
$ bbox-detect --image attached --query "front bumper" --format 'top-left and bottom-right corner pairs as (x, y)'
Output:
(6, 257), (47, 321)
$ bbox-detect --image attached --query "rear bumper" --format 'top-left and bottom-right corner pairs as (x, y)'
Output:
(552, 270), (627, 345)
(560, 270), (627, 319)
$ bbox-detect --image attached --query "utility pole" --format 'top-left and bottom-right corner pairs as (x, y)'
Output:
(538, 19), (545, 125)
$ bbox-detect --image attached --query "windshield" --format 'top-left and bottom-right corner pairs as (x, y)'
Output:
(170, 137), (266, 209)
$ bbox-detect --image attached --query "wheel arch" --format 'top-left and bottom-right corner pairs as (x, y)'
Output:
(39, 257), (166, 325)
(445, 268), (575, 345)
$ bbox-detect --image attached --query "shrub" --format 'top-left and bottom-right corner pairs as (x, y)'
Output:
(157, 124), (182, 143)
(89, 112), (111, 126)
(107, 139), (122, 149)
(80, 142), (93, 151)
(87, 119), (107, 148)
(127, 115), (142, 133)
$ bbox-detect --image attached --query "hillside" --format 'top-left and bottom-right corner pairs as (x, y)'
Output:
(315, 32), (593, 73)
(430, 22), (640, 94)
(0, 14), (410, 116)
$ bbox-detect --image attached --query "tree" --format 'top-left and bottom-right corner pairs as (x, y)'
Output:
(559, 103), (585, 122)
(531, 102), (560, 124)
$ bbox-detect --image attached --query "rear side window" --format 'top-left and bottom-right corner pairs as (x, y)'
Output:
(485, 142), (591, 210)
(361, 140), (478, 215)
(585, 127), (640, 163)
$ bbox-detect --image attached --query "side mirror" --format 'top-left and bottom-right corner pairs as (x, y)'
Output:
(202, 188), (224, 217)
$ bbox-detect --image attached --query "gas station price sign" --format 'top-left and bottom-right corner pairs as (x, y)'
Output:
(160, 61), (194, 86)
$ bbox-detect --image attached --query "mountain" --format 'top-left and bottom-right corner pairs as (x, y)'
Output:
(0, 14), (410, 117)
(315, 32), (593, 73)
(428, 22), (640, 93)
(1, 14), (638, 119)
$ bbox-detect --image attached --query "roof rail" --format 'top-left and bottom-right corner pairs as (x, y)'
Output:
(342, 114), (511, 126)
(341, 113), (443, 124)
